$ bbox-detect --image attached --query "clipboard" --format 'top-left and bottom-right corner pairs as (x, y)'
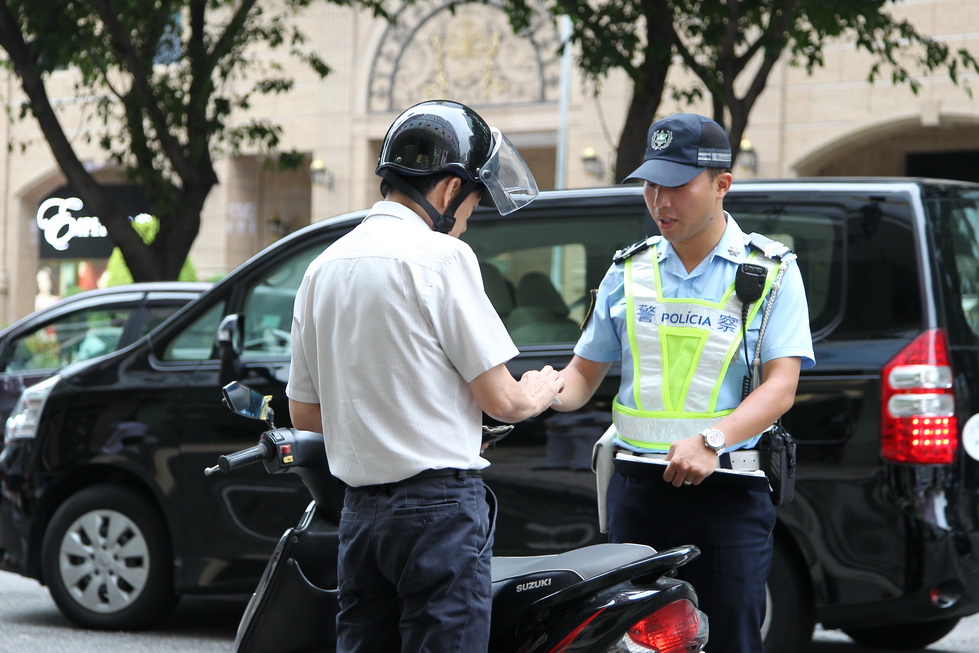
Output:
(613, 451), (772, 493)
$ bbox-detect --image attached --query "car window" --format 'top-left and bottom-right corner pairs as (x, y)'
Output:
(162, 300), (228, 361)
(4, 306), (133, 372)
(465, 202), (846, 344)
(730, 202), (844, 337)
(950, 204), (979, 338)
(925, 187), (979, 342)
(141, 304), (190, 337)
(465, 213), (647, 345)
(835, 197), (921, 339)
(240, 241), (330, 360)
(161, 238), (334, 363)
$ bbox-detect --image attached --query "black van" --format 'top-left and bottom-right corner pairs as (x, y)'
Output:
(2, 179), (978, 651)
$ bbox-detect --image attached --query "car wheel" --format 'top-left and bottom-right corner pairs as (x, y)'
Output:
(763, 539), (814, 653)
(843, 617), (960, 650)
(42, 484), (176, 629)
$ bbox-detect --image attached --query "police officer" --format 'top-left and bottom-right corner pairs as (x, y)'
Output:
(287, 100), (564, 652)
(554, 113), (814, 653)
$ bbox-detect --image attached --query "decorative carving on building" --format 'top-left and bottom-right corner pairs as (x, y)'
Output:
(369, 0), (561, 112)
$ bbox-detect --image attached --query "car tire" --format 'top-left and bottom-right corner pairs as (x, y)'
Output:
(41, 484), (177, 629)
(843, 617), (960, 650)
(763, 538), (815, 653)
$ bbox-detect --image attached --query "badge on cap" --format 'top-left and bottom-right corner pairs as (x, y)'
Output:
(650, 129), (673, 150)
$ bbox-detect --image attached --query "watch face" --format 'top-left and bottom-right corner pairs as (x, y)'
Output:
(704, 429), (725, 450)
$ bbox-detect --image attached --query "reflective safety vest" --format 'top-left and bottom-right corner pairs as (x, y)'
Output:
(612, 235), (785, 451)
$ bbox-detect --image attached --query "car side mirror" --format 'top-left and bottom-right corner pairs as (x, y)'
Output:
(217, 313), (245, 386)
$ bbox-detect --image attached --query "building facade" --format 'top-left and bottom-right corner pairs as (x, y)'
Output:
(1, 0), (977, 324)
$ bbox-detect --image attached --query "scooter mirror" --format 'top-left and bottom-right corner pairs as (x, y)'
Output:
(222, 381), (274, 425)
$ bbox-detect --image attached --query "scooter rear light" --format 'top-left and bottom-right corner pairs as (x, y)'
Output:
(611, 598), (708, 652)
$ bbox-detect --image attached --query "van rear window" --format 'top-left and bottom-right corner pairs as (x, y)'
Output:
(924, 187), (979, 343)
(731, 195), (924, 340)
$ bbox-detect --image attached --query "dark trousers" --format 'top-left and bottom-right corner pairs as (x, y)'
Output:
(608, 472), (775, 653)
(336, 472), (496, 653)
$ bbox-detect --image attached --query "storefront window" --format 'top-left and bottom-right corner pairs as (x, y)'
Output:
(34, 185), (149, 311)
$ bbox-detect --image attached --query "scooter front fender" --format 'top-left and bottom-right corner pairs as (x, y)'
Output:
(234, 502), (339, 653)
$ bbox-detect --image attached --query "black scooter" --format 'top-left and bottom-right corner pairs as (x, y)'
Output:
(207, 382), (709, 653)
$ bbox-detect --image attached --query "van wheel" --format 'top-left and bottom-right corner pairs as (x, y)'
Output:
(843, 617), (960, 650)
(763, 540), (814, 653)
(42, 485), (176, 629)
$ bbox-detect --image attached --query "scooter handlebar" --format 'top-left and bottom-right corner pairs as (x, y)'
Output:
(205, 440), (273, 476)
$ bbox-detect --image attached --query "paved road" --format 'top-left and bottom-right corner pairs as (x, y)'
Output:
(3, 570), (979, 652)
(0, 571), (237, 653)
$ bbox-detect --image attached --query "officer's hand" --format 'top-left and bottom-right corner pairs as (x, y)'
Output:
(662, 437), (717, 487)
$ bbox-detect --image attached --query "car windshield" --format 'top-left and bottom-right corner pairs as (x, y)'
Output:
(923, 185), (979, 342)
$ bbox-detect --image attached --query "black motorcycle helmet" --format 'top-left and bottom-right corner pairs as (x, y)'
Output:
(376, 100), (538, 233)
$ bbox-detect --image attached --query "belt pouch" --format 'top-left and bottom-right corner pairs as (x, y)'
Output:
(757, 423), (796, 505)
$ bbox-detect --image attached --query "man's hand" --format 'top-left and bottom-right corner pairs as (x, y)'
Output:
(518, 365), (565, 415)
(470, 364), (565, 423)
(662, 436), (718, 487)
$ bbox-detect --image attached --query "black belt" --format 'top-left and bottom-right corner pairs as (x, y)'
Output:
(340, 468), (482, 490)
(410, 468), (482, 481)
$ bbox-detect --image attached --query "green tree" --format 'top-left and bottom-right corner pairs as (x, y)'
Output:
(501, 0), (979, 180)
(103, 215), (197, 286)
(0, 0), (386, 281)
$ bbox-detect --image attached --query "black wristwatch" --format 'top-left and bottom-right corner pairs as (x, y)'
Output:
(700, 427), (726, 454)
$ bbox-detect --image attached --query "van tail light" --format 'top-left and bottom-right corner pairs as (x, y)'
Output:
(881, 329), (957, 464)
(606, 599), (708, 652)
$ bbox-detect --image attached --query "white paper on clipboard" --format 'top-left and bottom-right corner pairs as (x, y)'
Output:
(613, 451), (772, 492)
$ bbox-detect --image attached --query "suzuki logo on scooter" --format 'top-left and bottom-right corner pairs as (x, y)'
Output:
(516, 578), (552, 593)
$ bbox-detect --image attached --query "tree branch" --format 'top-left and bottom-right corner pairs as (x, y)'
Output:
(207, 0), (260, 71)
(718, 0), (742, 89)
(738, 0), (799, 111)
(90, 0), (193, 180)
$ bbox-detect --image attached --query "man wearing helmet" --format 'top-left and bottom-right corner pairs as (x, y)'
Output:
(287, 100), (563, 652)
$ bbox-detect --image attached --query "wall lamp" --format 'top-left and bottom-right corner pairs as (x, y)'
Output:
(309, 158), (334, 189)
(581, 146), (605, 180)
(267, 212), (289, 238)
(738, 139), (758, 174)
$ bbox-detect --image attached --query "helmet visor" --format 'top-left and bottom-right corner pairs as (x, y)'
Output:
(479, 128), (539, 215)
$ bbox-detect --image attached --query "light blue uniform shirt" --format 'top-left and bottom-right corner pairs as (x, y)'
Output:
(574, 213), (816, 451)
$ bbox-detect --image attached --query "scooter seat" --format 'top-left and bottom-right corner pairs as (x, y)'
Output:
(489, 543), (662, 637)
(491, 542), (657, 586)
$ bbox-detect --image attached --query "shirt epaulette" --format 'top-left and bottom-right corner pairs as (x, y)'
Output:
(613, 235), (661, 264)
(746, 232), (796, 264)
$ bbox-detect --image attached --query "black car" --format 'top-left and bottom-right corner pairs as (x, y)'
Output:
(2, 181), (979, 652)
(0, 282), (210, 425)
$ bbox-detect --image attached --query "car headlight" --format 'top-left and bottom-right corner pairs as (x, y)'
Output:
(5, 375), (60, 444)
